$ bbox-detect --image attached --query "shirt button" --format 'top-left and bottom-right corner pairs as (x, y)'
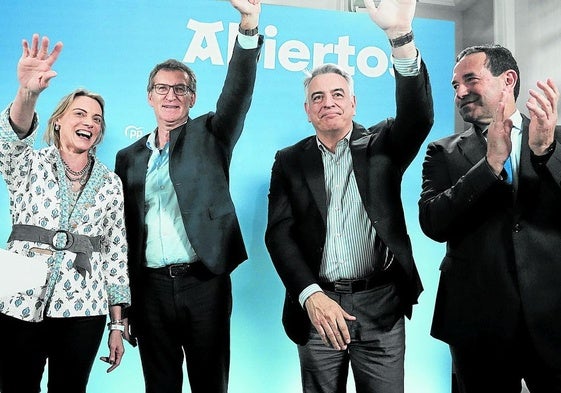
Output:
(513, 223), (521, 233)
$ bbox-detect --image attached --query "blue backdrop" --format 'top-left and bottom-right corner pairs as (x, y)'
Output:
(0, 1), (454, 392)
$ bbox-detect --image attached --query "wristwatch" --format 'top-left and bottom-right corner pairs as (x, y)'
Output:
(389, 31), (414, 48)
(239, 24), (258, 36)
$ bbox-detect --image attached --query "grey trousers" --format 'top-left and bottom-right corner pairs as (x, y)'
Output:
(297, 285), (405, 393)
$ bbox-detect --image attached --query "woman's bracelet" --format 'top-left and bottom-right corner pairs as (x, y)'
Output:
(107, 320), (125, 332)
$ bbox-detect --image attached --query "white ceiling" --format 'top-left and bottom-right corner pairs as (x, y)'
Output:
(420, 0), (478, 10)
(351, 0), (480, 12)
(250, 0), (480, 13)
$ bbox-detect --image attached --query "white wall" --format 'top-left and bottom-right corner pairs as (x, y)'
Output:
(509, 0), (561, 115)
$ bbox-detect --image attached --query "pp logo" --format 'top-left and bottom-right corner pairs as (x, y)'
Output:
(124, 125), (144, 140)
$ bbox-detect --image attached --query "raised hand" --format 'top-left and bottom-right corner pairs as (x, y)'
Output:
(362, 0), (416, 34)
(230, 0), (261, 18)
(230, 0), (261, 33)
(18, 33), (63, 96)
(526, 78), (559, 156)
(486, 89), (513, 176)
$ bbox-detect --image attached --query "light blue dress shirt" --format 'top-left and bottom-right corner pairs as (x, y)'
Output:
(144, 133), (198, 267)
(143, 33), (259, 268)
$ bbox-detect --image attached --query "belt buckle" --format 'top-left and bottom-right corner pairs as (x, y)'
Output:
(51, 230), (74, 251)
(168, 264), (188, 278)
(168, 265), (179, 278)
(333, 280), (353, 294)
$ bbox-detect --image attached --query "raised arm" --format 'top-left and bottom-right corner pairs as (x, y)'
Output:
(211, 0), (263, 147)
(10, 34), (63, 137)
(363, 0), (432, 168)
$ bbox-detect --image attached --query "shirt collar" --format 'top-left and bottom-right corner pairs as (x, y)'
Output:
(316, 129), (352, 151)
(479, 109), (523, 135)
(146, 130), (158, 151)
(146, 120), (188, 151)
(510, 110), (523, 131)
(146, 129), (172, 152)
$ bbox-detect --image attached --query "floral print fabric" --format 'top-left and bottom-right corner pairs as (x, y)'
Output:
(0, 106), (130, 322)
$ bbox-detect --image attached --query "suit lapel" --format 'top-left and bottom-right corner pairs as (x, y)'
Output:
(300, 138), (328, 224)
(457, 126), (487, 166)
(350, 129), (371, 213)
(518, 115), (531, 177)
(130, 139), (151, 223)
(168, 122), (186, 153)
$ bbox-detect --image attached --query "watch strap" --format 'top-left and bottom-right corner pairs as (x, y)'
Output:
(238, 24), (258, 37)
(389, 31), (414, 48)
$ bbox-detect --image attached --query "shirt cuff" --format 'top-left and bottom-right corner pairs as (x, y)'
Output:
(483, 157), (511, 182)
(237, 33), (259, 50)
(107, 283), (131, 308)
(393, 50), (421, 77)
(298, 283), (323, 308)
(531, 141), (556, 165)
(1, 105), (38, 142)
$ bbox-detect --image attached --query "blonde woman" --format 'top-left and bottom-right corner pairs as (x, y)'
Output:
(0, 34), (130, 393)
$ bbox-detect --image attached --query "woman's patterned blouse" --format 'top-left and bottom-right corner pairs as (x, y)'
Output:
(0, 106), (130, 322)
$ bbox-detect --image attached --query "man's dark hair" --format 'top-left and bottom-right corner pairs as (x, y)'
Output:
(147, 59), (197, 93)
(456, 44), (520, 100)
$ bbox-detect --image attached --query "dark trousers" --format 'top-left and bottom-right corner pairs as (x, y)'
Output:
(0, 313), (105, 393)
(450, 325), (561, 393)
(297, 283), (405, 393)
(135, 265), (232, 393)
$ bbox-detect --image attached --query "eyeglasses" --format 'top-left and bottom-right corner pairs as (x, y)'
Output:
(152, 83), (192, 96)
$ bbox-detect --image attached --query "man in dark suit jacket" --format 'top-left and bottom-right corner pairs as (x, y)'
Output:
(265, 1), (433, 391)
(114, 2), (262, 392)
(419, 44), (561, 393)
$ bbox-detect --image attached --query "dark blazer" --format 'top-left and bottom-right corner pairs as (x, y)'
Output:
(265, 62), (433, 345)
(115, 39), (262, 321)
(419, 115), (561, 368)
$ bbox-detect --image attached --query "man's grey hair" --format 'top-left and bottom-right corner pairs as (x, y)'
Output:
(303, 64), (355, 103)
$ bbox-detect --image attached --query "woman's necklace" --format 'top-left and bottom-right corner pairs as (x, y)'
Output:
(63, 155), (93, 192)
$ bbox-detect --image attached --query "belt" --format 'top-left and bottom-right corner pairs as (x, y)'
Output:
(319, 271), (394, 294)
(8, 224), (102, 278)
(147, 262), (203, 278)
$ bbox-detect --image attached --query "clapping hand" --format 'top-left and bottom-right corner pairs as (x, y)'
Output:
(527, 78), (559, 156)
